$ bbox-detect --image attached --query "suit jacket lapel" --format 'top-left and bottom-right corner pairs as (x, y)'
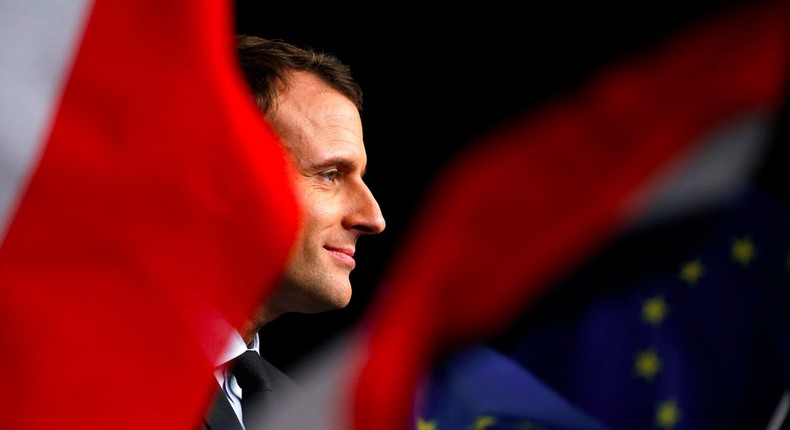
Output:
(202, 387), (244, 430)
(200, 355), (302, 429)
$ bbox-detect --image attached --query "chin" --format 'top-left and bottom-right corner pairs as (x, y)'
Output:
(325, 285), (352, 310)
(328, 292), (352, 310)
(300, 286), (351, 314)
(304, 298), (350, 314)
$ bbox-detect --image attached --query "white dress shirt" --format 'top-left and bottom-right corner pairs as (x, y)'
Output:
(213, 331), (261, 428)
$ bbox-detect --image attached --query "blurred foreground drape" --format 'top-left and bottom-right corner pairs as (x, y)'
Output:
(0, 1), (297, 428)
(407, 1), (790, 428)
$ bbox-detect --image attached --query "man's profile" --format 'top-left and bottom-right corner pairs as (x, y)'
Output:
(201, 35), (385, 430)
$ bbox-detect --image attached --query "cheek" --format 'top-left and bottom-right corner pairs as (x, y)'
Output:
(298, 190), (338, 230)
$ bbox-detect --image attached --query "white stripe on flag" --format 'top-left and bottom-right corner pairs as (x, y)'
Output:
(622, 111), (775, 230)
(0, 0), (92, 242)
(766, 390), (790, 430)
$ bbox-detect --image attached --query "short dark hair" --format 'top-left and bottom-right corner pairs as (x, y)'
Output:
(236, 35), (363, 113)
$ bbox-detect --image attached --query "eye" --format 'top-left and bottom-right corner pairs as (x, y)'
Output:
(319, 170), (339, 182)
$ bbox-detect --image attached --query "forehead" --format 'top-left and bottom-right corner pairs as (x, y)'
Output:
(267, 72), (366, 168)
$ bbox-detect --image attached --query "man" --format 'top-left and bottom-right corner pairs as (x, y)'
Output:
(202, 35), (386, 430)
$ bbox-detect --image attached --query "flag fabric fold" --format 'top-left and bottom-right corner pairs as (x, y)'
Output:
(349, 1), (790, 429)
(0, 1), (298, 428)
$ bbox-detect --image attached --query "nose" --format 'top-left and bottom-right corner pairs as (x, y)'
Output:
(345, 181), (386, 235)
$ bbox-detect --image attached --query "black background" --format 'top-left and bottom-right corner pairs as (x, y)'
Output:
(233, 0), (764, 372)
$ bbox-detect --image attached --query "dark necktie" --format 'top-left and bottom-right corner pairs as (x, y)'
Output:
(232, 350), (272, 428)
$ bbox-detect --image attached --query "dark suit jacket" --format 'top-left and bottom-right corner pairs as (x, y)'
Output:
(201, 355), (301, 430)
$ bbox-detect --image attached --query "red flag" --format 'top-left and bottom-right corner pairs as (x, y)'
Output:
(351, 1), (790, 429)
(0, 1), (297, 429)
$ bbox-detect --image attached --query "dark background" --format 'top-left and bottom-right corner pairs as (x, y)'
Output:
(234, 0), (759, 372)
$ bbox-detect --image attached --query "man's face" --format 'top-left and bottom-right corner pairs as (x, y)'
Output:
(265, 71), (385, 317)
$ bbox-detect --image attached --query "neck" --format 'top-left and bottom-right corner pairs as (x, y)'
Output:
(241, 305), (284, 344)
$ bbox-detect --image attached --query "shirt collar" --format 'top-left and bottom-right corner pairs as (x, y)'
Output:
(214, 330), (251, 368)
(247, 332), (260, 354)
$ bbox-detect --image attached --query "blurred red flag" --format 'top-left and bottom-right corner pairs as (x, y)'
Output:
(0, 1), (297, 428)
(352, 1), (790, 429)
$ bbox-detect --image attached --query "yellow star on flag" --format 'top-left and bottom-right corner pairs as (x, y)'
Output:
(474, 416), (496, 430)
(655, 399), (681, 429)
(678, 258), (704, 285)
(642, 295), (668, 327)
(634, 348), (662, 382)
(731, 236), (755, 266)
(416, 417), (437, 430)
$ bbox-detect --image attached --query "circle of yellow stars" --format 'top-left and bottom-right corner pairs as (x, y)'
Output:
(417, 234), (787, 430)
(632, 234), (766, 429)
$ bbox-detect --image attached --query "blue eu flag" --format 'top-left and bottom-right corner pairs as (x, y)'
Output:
(493, 186), (790, 429)
(414, 345), (613, 430)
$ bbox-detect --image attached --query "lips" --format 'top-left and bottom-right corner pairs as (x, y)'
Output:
(325, 246), (356, 269)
